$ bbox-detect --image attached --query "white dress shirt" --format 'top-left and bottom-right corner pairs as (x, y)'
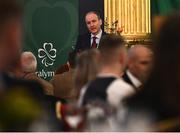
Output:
(91, 29), (102, 48)
(77, 84), (88, 107)
(126, 70), (142, 88)
(107, 78), (135, 108)
(77, 73), (135, 108)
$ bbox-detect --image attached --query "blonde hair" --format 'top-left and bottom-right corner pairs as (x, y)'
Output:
(75, 49), (100, 91)
(21, 51), (37, 73)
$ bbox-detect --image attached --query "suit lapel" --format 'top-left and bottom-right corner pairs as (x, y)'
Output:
(122, 72), (138, 91)
(87, 33), (91, 48)
(100, 31), (106, 41)
(98, 31), (107, 48)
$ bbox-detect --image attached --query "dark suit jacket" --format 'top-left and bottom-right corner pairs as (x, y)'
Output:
(122, 71), (138, 92)
(1, 73), (63, 131)
(2, 73), (45, 101)
(82, 77), (116, 106)
(23, 72), (54, 96)
(75, 31), (107, 52)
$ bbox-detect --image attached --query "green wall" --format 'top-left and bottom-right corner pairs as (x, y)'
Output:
(22, 0), (179, 80)
(152, 0), (180, 16)
(22, 0), (78, 80)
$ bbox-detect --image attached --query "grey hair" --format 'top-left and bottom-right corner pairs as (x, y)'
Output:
(21, 51), (37, 72)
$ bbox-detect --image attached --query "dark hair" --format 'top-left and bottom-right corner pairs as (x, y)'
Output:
(99, 34), (125, 53)
(68, 50), (77, 69)
(0, 0), (22, 31)
(85, 11), (101, 20)
(98, 34), (126, 65)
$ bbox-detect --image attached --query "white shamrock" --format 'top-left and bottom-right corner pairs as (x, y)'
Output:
(38, 43), (57, 67)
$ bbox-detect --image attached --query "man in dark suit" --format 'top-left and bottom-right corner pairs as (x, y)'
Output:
(75, 11), (107, 52)
(122, 45), (153, 91)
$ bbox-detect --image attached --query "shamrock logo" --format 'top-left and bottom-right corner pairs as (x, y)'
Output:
(38, 43), (57, 67)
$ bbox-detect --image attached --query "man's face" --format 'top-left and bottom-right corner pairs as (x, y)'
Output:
(85, 13), (102, 35)
(129, 49), (152, 82)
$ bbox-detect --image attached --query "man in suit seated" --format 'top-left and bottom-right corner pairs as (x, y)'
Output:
(75, 11), (107, 52)
(122, 45), (153, 91)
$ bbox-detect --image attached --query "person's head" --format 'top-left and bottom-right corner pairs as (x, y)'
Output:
(0, 0), (23, 71)
(150, 13), (180, 92)
(75, 49), (100, 91)
(152, 13), (180, 114)
(85, 11), (102, 35)
(67, 50), (77, 69)
(98, 34), (127, 75)
(127, 45), (153, 82)
(126, 13), (180, 117)
(21, 51), (37, 73)
(7, 51), (37, 78)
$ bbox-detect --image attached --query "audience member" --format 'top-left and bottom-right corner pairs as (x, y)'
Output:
(8, 51), (37, 77)
(8, 51), (54, 96)
(0, 0), (45, 131)
(76, 49), (100, 106)
(81, 34), (134, 108)
(0, 1), (22, 72)
(51, 50), (77, 101)
(124, 13), (180, 131)
(123, 45), (153, 90)
(21, 52), (54, 95)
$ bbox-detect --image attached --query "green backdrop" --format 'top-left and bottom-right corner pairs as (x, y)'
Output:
(22, 0), (180, 80)
(151, 0), (180, 15)
(22, 0), (78, 80)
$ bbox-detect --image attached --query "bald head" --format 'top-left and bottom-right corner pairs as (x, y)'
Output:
(127, 45), (153, 82)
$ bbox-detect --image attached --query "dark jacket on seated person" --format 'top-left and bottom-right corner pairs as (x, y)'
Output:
(2, 73), (45, 101)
